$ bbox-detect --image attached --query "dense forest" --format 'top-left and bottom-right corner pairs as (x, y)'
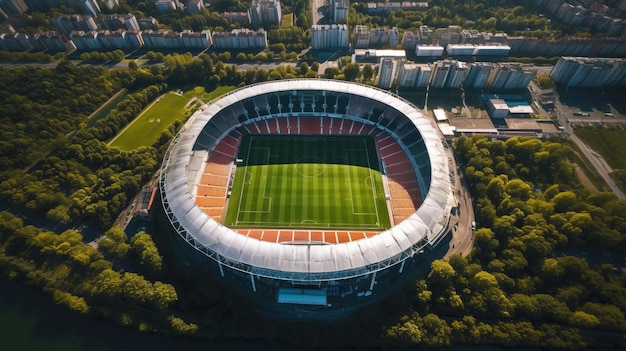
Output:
(0, 56), (625, 348)
(382, 135), (626, 348)
(0, 54), (369, 229)
(0, 62), (169, 228)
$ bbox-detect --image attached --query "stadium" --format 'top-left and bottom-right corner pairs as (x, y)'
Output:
(157, 79), (457, 317)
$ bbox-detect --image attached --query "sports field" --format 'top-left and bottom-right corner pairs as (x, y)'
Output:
(109, 85), (236, 150)
(225, 135), (391, 230)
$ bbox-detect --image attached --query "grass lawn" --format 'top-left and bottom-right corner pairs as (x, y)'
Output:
(109, 85), (236, 151)
(86, 89), (128, 128)
(564, 140), (610, 192)
(574, 128), (626, 169)
(574, 127), (626, 192)
(225, 135), (391, 230)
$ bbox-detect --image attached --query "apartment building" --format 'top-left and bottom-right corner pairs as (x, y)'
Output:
(250, 0), (281, 29)
(311, 24), (348, 49)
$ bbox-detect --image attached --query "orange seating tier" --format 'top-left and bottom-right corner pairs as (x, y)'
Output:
(194, 117), (423, 244)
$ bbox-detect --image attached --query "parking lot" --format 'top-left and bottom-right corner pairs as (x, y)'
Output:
(554, 90), (626, 126)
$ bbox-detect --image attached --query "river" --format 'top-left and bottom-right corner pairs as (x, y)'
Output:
(0, 277), (286, 351)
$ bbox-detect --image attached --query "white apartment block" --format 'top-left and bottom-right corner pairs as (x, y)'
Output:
(330, 0), (349, 23)
(376, 57), (401, 88)
(311, 24), (348, 49)
(212, 28), (267, 49)
(353, 25), (370, 49)
(250, 0), (281, 29)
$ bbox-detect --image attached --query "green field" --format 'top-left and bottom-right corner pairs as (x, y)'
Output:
(86, 89), (129, 128)
(109, 85), (236, 151)
(225, 135), (391, 230)
(574, 127), (626, 193)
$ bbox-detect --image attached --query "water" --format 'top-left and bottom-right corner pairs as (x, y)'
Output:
(0, 277), (109, 351)
(0, 277), (285, 351)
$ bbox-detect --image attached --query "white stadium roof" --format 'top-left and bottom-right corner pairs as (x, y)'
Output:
(159, 79), (455, 282)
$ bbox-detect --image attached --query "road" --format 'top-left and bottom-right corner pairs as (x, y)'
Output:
(444, 159), (475, 258)
(568, 132), (625, 198)
(310, 0), (326, 25)
(544, 85), (626, 199)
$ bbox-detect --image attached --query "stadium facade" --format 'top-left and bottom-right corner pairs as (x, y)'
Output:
(157, 79), (457, 318)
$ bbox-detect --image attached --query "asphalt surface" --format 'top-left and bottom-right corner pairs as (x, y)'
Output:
(531, 81), (626, 199)
(444, 157), (476, 258)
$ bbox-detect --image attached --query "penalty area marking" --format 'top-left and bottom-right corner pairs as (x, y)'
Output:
(345, 145), (380, 221)
(236, 145), (272, 226)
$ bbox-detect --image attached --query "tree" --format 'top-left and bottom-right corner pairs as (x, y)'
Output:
(533, 294), (572, 323)
(46, 204), (71, 224)
(254, 53), (267, 62)
(535, 74), (555, 89)
(98, 227), (130, 260)
(343, 62), (360, 81)
(468, 271), (513, 318)
(217, 51), (231, 62)
(153, 281), (178, 310)
(131, 231), (163, 274)
(310, 62), (320, 73)
(53, 290), (90, 314)
(385, 315), (423, 344)
(581, 302), (626, 331)
(323, 67), (339, 79)
(510, 293), (541, 319)
(299, 62), (309, 76)
(363, 64), (374, 81)
(168, 315), (199, 335)
(485, 175), (508, 204)
(428, 260), (456, 288)
(91, 268), (123, 298)
(121, 272), (153, 304)
(472, 227), (499, 260)
(421, 314), (452, 346)
(0, 212), (22, 243)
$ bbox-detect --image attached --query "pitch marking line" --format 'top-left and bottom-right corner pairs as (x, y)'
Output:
(236, 143), (272, 225)
(364, 138), (382, 226)
(346, 145), (378, 220)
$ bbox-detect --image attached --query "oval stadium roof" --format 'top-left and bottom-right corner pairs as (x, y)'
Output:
(159, 79), (454, 282)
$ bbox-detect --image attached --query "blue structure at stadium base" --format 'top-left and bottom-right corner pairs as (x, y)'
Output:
(157, 79), (457, 319)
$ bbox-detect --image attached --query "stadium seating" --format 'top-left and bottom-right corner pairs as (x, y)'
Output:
(194, 88), (431, 236)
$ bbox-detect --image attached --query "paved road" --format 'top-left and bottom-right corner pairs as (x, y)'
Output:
(444, 160), (475, 258)
(569, 132), (625, 199)
(310, 0), (326, 25)
(546, 88), (626, 199)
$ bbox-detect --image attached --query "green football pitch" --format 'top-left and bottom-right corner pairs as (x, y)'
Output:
(224, 135), (391, 230)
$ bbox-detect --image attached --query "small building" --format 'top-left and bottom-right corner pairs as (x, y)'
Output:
(487, 97), (535, 119)
(352, 49), (405, 63)
(437, 123), (456, 140)
(488, 98), (509, 118)
(498, 118), (542, 138)
(415, 45), (444, 57)
(474, 45), (511, 56)
(433, 108), (448, 122)
(446, 44), (475, 56)
(448, 118), (498, 136)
